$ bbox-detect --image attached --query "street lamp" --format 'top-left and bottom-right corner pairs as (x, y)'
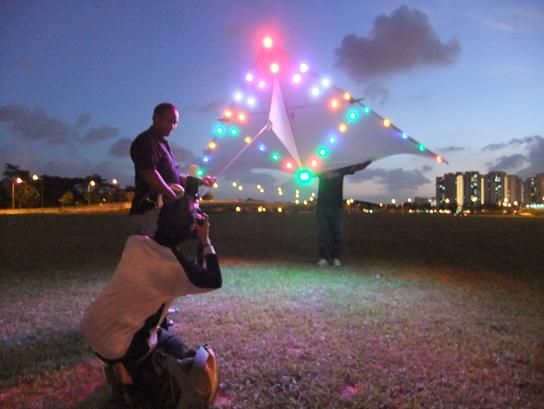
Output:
(111, 178), (118, 203)
(11, 177), (23, 209)
(88, 180), (96, 205)
(32, 174), (44, 208)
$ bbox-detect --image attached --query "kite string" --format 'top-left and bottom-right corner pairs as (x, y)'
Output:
(215, 121), (270, 178)
(198, 121), (270, 199)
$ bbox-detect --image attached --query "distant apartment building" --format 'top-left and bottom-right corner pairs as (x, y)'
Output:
(434, 170), (544, 207)
(463, 171), (484, 206)
(483, 171), (506, 206)
(504, 174), (522, 204)
(523, 173), (544, 204)
(435, 173), (458, 206)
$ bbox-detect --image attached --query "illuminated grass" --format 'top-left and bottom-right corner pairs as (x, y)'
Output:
(0, 213), (543, 408)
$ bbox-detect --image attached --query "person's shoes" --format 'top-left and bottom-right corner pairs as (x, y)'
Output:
(332, 258), (342, 267)
(317, 258), (328, 267)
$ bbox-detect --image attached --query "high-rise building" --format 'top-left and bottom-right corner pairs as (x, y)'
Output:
(536, 173), (544, 204)
(463, 171), (483, 206)
(436, 173), (457, 206)
(483, 171), (506, 206)
(504, 174), (521, 205)
(522, 177), (537, 204)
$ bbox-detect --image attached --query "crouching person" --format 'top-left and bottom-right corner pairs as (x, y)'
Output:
(82, 196), (222, 408)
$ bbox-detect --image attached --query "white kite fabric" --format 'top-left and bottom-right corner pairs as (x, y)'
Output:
(196, 44), (446, 180)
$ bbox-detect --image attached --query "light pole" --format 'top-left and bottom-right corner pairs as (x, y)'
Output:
(32, 174), (44, 208)
(88, 180), (96, 205)
(112, 178), (118, 202)
(11, 177), (23, 209)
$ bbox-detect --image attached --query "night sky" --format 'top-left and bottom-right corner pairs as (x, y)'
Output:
(1, 0), (543, 202)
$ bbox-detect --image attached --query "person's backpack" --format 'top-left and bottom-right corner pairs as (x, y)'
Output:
(152, 344), (220, 409)
(105, 344), (219, 409)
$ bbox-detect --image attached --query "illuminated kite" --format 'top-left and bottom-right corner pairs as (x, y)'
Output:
(195, 36), (446, 186)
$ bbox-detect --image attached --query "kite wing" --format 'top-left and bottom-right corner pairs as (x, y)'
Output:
(194, 39), (446, 182)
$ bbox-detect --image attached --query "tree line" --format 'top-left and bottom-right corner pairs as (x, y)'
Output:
(1, 163), (133, 209)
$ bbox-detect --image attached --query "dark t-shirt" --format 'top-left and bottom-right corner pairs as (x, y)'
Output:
(317, 167), (357, 208)
(130, 127), (180, 214)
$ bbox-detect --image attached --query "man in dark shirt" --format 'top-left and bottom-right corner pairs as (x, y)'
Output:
(316, 161), (371, 267)
(130, 102), (214, 235)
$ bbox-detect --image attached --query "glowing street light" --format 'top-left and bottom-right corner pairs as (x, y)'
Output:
(11, 177), (23, 209)
(88, 180), (96, 205)
(32, 174), (44, 208)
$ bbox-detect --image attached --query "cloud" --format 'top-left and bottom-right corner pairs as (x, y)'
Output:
(487, 154), (527, 171)
(518, 135), (544, 177)
(76, 113), (92, 128)
(170, 144), (197, 167)
(421, 165), (433, 172)
(335, 5), (461, 80)
(482, 135), (543, 177)
(81, 126), (119, 144)
(109, 138), (132, 158)
(0, 104), (71, 144)
(349, 167), (431, 192)
(439, 145), (465, 152)
(482, 142), (506, 151)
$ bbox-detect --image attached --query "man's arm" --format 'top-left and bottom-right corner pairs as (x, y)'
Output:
(140, 169), (177, 202)
(171, 213), (222, 289)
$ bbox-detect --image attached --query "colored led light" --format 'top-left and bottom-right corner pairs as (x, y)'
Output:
(296, 168), (313, 184)
(310, 87), (320, 97)
(215, 126), (225, 136)
(259, 143), (266, 151)
(270, 63), (280, 74)
(245, 72), (254, 82)
(244, 136), (252, 144)
(229, 127), (239, 136)
(317, 146), (329, 157)
(270, 152), (281, 161)
(328, 135), (336, 144)
(258, 80), (266, 89)
(339, 123), (348, 133)
(383, 119), (391, 127)
(262, 36), (273, 48)
(292, 73), (302, 84)
(346, 109), (359, 122)
(208, 141), (217, 150)
(299, 63), (309, 73)
(418, 144), (426, 152)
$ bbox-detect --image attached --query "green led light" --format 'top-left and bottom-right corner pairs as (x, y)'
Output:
(215, 126), (226, 136)
(346, 109), (360, 122)
(229, 127), (240, 137)
(317, 146), (329, 157)
(296, 168), (313, 185)
(418, 144), (426, 152)
(196, 168), (205, 177)
(270, 152), (281, 161)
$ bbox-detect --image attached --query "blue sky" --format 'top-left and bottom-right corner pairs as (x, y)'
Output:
(1, 0), (543, 202)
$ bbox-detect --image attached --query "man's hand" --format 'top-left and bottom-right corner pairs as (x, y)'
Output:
(170, 183), (185, 198)
(194, 213), (211, 245)
(201, 175), (217, 187)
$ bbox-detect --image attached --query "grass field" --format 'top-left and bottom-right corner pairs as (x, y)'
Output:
(0, 212), (543, 408)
